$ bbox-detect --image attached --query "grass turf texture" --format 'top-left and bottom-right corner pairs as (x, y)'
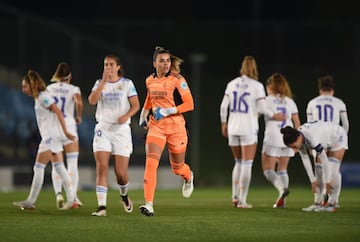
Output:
(1, 187), (359, 242)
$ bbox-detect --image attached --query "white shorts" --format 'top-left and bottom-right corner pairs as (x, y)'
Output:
(329, 128), (348, 152)
(262, 143), (295, 157)
(63, 122), (78, 146)
(228, 134), (258, 146)
(92, 122), (133, 157)
(38, 137), (64, 153)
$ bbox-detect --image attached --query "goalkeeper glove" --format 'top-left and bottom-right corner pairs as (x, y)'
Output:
(153, 107), (177, 120)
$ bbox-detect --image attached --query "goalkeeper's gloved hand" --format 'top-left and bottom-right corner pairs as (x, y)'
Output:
(153, 107), (177, 120)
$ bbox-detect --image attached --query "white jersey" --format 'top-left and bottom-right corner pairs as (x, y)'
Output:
(91, 77), (138, 125)
(220, 75), (267, 136)
(47, 82), (81, 128)
(35, 90), (66, 141)
(306, 94), (348, 132)
(299, 121), (348, 151)
(263, 95), (298, 147)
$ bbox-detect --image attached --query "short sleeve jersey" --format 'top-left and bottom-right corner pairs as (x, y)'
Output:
(47, 82), (81, 127)
(35, 90), (65, 140)
(223, 75), (266, 135)
(263, 95), (299, 147)
(306, 95), (347, 124)
(91, 77), (138, 124)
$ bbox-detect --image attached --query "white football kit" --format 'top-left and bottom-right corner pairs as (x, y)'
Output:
(35, 90), (68, 153)
(306, 95), (349, 132)
(220, 75), (273, 146)
(262, 95), (299, 157)
(304, 94), (349, 208)
(298, 121), (348, 189)
(47, 82), (81, 142)
(299, 121), (348, 152)
(91, 77), (138, 157)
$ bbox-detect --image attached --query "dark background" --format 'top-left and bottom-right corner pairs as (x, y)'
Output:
(0, 0), (359, 186)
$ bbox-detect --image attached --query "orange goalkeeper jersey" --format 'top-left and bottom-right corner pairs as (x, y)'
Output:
(143, 71), (194, 127)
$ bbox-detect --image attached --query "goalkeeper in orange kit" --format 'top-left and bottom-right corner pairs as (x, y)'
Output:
(138, 46), (194, 216)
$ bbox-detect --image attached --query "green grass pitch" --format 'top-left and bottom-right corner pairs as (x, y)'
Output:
(0, 187), (359, 242)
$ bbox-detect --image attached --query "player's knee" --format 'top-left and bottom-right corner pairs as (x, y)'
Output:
(146, 153), (160, 170)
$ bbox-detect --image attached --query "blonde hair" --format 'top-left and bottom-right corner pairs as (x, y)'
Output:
(240, 56), (258, 80)
(266, 73), (293, 99)
(153, 46), (184, 73)
(51, 62), (71, 82)
(23, 70), (46, 98)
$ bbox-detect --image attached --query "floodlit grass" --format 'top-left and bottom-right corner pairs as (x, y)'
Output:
(0, 187), (359, 242)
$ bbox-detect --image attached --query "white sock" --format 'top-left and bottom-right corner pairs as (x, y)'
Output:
(313, 186), (322, 205)
(27, 162), (46, 204)
(51, 162), (63, 195)
(232, 159), (241, 199)
(328, 157), (341, 205)
(96, 185), (108, 207)
(53, 161), (75, 202)
(314, 163), (324, 204)
(337, 173), (342, 204)
(66, 152), (79, 197)
(264, 169), (283, 195)
(239, 160), (253, 204)
(277, 169), (289, 189)
(118, 182), (129, 196)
